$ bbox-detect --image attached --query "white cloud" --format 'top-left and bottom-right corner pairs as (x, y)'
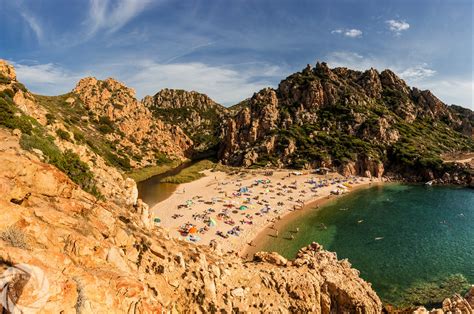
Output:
(399, 64), (436, 81)
(386, 19), (410, 35)
(86, 0), (153, 36)
(344, 29), (363, 38)
(331, 28), (363, 38)
(20, 12), (43, 41)
(126, 60), (284, 105)
(10, 61), (82, 95)
(326, 51), (370, 69)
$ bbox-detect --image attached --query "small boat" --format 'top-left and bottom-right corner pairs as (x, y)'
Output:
(358, 220), (364, 223)
(375, 237), (384, 240)
(425, 181), (434, 186)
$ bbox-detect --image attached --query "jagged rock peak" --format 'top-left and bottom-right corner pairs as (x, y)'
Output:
(0, 59), (17, 81)
(74, 76), (136, 98)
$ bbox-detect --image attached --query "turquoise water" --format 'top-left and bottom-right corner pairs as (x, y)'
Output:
(259, 184), (474, 306)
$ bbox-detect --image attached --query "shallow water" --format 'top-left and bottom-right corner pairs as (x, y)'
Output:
(136, 162), (195, 206)
(258, 184), (474, 306)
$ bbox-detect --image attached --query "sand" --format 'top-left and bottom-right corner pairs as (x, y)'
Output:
(151, 169), (380, 254)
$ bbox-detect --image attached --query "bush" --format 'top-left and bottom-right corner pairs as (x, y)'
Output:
(73, 130), (85, 143)
(97, 116), (115, 134)
(45, 113), (56, 125)
(56, 128), (71, 141)
(20, 134), (103, 199)
(0, 73), (11, 84)
(0, 96), (33, 134)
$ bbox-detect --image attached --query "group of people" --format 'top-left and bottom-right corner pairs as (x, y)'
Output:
(170, 172), (364, 244)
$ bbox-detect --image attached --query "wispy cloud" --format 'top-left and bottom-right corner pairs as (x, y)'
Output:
(85, 0), (154, 37)
(20, 12), (43, 41)
(331, 28), (363, 38)
(386, 19), (410, 35)
(165, 42), (216, 64)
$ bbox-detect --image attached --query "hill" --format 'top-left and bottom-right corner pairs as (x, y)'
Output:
(219, 62), (474, 184)
(142, 88), (228, 152)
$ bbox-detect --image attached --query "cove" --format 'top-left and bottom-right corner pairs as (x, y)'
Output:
(137, 161), (195, 207)
(257, 184), (474, 307)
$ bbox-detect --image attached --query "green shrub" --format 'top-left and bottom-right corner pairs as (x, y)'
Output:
(0, 96), (33, 134)
(73, 130), (85, 143)
(56, 128), (71, 141)
(45, 113), (56, 125)
(12, 82), (27, 92)
(0, 74), (11, 84)
(20, 134), (103, 199)
(97, 116), (115, 134)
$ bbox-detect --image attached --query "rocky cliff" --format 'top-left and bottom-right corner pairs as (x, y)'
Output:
(142, 88), (228, 152)
(72, 78), (193, 166)
(219, 62), (474, 183)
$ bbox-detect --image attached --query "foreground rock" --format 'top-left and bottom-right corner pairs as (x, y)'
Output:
(0, 129), (382, 312)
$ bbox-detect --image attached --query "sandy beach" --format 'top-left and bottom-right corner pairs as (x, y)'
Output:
(151, 169), (381, 254)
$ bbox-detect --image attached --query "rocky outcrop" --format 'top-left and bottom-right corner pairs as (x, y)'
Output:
(73, 77), (193, 164)
(0, 59), (16, 81)
(142, 88), (228, 152)
(408, 286), (474, 313)
(219, 62), (474, 181)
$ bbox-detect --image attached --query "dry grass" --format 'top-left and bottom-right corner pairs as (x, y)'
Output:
(0, 226), (28, 249)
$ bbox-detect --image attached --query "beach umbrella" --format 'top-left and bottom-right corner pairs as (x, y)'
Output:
(188, 226), (198, 234)
(239, 205), (248, 210)
(208, 218), (217, 227)
(153, 218), (161, 224)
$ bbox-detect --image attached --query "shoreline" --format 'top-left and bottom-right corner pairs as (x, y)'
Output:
(242, 181), (386, 259)
(150, 168), (385, 254)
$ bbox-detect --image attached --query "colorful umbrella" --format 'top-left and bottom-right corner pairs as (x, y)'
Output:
(208, 218), (217, 227)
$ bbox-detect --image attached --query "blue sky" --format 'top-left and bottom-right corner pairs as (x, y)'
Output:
(0, 0), (472, 108)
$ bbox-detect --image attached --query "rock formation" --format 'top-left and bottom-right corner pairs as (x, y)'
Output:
(219, 62), (474, 183)
(142, 88), (228, 152)
(73, 77), (193, 165)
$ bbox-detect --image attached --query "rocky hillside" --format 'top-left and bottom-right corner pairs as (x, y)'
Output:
(142, 89), (228, 152)
(219, 62), (474, 184)
(72, 78), (193, 166)
(0, 60), (386, 313)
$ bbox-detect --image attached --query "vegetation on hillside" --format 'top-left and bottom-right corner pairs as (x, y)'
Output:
(0, 88), (103, 199)
(34, 94), (134, 171)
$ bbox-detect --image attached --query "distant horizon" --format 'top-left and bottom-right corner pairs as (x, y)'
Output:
(1, 0), (472, 108)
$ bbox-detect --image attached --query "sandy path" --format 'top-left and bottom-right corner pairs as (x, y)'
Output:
(151, 169), (376, 254)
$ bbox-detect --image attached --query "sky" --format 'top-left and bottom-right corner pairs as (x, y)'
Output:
(0, 0), (472, 108)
